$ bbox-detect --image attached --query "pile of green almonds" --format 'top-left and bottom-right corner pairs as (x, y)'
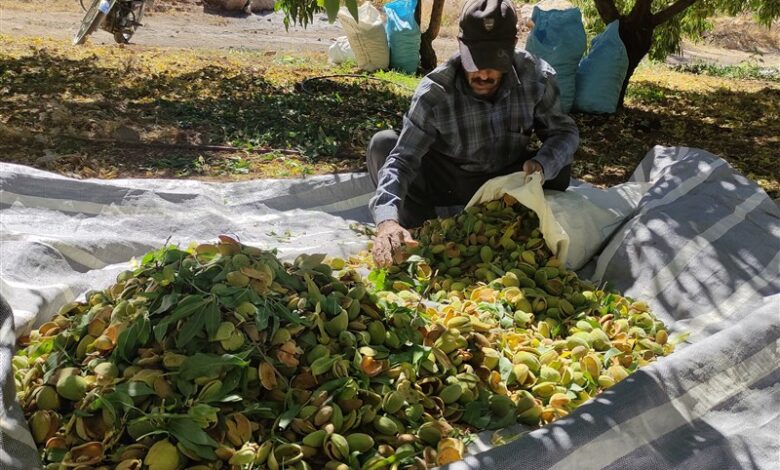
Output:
(13, 197), (674, 470)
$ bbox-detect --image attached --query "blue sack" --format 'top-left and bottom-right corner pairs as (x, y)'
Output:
(384, 0), (421, 75)
(525, 6), (586, 113)
(573, 20), (629, 114)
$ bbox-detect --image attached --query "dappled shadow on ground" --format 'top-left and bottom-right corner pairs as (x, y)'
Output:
(572, 80), (780, 198)
(0, 48), (403, 178)
(0, 47), (777, 197)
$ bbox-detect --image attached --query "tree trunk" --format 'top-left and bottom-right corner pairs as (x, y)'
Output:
(611, 0), (699, 108)
(616, 2), (655, 107)
(419, 0), (445, 74)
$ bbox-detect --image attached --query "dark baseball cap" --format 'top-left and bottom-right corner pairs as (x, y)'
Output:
(458, 0), (518, 73)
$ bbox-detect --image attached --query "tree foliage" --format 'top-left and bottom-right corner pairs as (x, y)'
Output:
(275, 0), (358, 29)
(277, 0), (443, 72)
(574, 0), (779, 61)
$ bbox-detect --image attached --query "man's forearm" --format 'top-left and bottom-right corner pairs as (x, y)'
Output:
(534, 125), (578, 179)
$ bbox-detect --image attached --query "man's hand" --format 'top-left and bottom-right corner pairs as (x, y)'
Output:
(523, 160), (545, 182)
(372, 220), (418, 267)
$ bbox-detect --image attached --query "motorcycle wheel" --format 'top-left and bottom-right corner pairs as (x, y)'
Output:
(113, 30), (133, 44)
(73, 0), (107, 45)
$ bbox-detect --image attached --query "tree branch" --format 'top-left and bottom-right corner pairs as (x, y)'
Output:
(594, 0), (620, 23)
(652, 0), (699, 26)
(422, 0), (446, 42)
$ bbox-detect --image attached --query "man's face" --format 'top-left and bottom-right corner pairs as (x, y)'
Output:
(465, 69), (504, 98)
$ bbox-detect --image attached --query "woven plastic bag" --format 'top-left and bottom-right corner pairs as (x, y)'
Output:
(525, 4), (586, 113)
(328, 36), (356, 65)
(338, 3), (390, 72)
(573, 20), (629, 114)
(384, 0), (421, 74)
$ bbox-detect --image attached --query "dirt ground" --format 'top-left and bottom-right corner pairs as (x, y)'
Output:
(1, 2), (778, 68)
(0, 7), (361, 54)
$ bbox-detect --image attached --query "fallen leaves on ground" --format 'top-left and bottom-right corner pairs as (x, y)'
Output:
(0, 35), (777, 197)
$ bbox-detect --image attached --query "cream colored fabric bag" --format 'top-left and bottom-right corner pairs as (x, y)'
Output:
(466, 172), (570, 265)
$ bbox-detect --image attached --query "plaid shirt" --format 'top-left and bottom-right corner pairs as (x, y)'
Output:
(370, 50), (579, 225)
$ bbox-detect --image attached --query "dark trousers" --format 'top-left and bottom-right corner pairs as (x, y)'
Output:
(367, 130), (570, 227)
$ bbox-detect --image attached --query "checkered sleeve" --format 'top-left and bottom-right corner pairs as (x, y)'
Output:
(531, 73), (579, 180)
(369, 86), (439, 225)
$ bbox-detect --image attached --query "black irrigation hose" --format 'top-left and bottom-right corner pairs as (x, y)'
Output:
(298, 74), (416, 94)
(19, 128), (301, 155)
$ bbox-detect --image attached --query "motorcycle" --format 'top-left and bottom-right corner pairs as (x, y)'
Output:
(73, 0), (149, 45)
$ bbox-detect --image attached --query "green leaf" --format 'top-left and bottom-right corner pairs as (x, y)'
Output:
(116, 381), (155, 397)
(296, 253), (327, 269)
(89, 394), (115, 417)
(137, 315), (151, 345)
(214, 368), (243, 401)
(365, 445), (416, 469)
(243, 402), (281, 420)
(255, 308), (270, 331)
(388, 344), (430, 366)
(489, 408), (517, 430)
(153, 295), (209, 343)
(277, 403), (301, 430)
(367, 269), (387, 290)
(46, 448), (67, 463)
(176, 310), (205, 349)
(30, 338), (54, 359)
(42, 351), (64, 383)
(188, 404), (220, 428)
(310, 355), (339, 375)
(602, 347), (623, 367)
(203, 302), (221, 338)
(117, 315), (150, 359)
(162, 248), (187, 264)
(276, 305), (305, 325)
(324, 0), (340, 22)
(323, 295), (340, 315)
(168, 418), (218, 460)
(312, 377), (349, 396)
(178, 353), (248, 381)
(273, 269), (304, 291)
(462, 395), (491, 428)
(345, 0), (358, 22)
(169, 418), (219, 447)
(152, 293), (179, 315)
(176, 378), (196, 398)
(498, 355), (514, 383)
(102, 390), (134, 412)
(304, 273), (322, 300)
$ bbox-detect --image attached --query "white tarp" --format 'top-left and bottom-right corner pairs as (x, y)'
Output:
(1, 146), (778, 470)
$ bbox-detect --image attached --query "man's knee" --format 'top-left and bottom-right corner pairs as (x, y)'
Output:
(367, 129), (399, 186)
(543, 164), (571, 192)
